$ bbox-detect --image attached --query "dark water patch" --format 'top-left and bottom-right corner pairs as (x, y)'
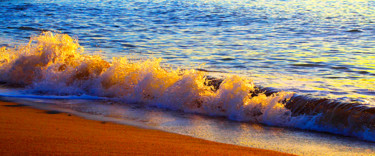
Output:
(7, 26), (47, 32)
(57, 27), (67, 31)
(100, 45), (115, 49)
(331, 66), (350, 70)
(354, 89), (375, 96)
(3, 104), (28, 107)
(10, 4), (33, 11)
(45, 110), (62, 114)
(121, 43), (137, 48)
(348, 76), (360, 79)
(0, 96), (18, 103)
(329, 91), (348, 95)
(164, 56), (178, 60)
(229, 44), (243, 47)
(0, 44), (9, 47)
(292, 63), (326, 68)
(295, 89), (322, 93)
(356, 91), (375, 96)
(178, 45), (190, 48)
(0, 81), (27, 88)
(341, 69), (374, 76)
(285, 95), (373, 117)
(111, 39), (130, 43)
(285, 95), (375, 132)
(356, 70), (370, 74)
(261, 61), (277, 65)
(259, 65), (271, 68)
(18, 26), (41, 31)
(233, 65), (247, 68)
(346, 29), (363, 33)
(325, 76), (343, 79)
(220, 58), (235, 61)
(247, 58), (264, 61)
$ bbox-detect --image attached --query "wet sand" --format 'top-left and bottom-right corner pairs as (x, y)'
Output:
(0, 101), (293, 155)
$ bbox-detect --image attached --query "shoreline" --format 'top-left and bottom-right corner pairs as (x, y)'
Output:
(0, 101), (293, 155)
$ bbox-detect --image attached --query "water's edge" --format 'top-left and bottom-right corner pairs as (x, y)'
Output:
(1, 96), (374, 156)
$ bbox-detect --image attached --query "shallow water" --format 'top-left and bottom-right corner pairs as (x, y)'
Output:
(2, 96), (374, 156)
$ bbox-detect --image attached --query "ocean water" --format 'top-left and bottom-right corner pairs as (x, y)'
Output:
(0, 0), (375, 155)
(1, 0), (374, 101)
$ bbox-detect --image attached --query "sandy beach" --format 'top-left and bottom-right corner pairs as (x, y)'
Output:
(0, 101), (293, 155)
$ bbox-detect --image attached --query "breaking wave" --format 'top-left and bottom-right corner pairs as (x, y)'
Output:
(0, 32), (374, 142)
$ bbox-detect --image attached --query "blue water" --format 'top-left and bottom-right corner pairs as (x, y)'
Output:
(1, 0), (375, 154)
(1, 0), (374, 103)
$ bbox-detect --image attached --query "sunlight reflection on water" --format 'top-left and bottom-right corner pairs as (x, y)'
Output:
(0, 0), (374, 106)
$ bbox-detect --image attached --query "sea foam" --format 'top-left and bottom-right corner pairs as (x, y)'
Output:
(1, 32), (374, 142)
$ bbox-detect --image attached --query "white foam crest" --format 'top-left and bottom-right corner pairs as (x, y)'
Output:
(1, 32), (374, 142)
(0, 32), (295, 125)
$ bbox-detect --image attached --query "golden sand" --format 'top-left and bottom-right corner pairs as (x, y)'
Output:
(0, 101), (293, 155)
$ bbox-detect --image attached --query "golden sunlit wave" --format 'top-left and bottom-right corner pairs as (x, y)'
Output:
(1, 32), (374, 142)
(0, 32), (293, 123)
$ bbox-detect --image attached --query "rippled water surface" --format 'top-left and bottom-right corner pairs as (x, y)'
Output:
(0, 0), (374, 101)
(1, 1), (375, 154)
